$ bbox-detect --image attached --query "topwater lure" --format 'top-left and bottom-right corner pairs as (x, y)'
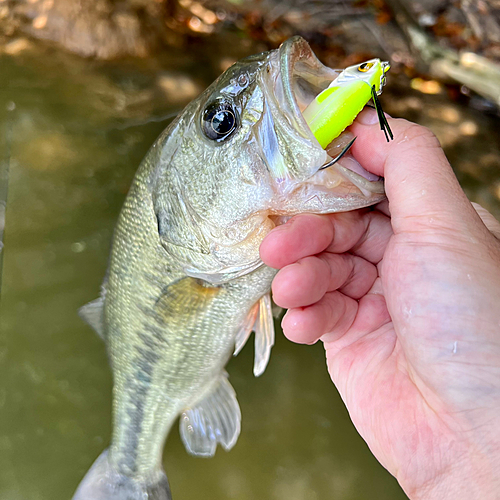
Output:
(303, 58), (393, 162)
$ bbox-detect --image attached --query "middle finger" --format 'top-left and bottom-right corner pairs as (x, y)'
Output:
(272, 252), (378, 309)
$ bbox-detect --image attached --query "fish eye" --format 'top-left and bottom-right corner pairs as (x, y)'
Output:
(202, 100), (239, 141)
(358, 62), (374, 72)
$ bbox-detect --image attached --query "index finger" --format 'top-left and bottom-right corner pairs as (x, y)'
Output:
(260, 209), (390, 269)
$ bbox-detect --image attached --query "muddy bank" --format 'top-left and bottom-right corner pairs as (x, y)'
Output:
(2, 0), (499, 62)
(3, 0), (500, 108)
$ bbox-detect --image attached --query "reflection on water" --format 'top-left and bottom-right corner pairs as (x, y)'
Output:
(0, 34), (498, 500)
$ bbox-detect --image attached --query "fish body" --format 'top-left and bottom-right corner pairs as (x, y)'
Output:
(73, 37), (387, 500)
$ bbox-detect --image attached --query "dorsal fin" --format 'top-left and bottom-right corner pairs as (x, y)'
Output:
(79, 286), (106, 339)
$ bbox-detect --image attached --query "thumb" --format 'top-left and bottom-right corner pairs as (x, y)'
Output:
(350, 109), (481, 237)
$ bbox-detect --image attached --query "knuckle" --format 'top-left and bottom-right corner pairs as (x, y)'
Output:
(401, 122), (441, 150)
(341, 254), (356, 281)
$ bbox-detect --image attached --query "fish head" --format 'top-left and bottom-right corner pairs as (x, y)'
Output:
(151, 36), (385, 284)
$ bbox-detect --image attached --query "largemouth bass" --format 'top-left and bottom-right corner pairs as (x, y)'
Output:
(73, 36), (387, 500)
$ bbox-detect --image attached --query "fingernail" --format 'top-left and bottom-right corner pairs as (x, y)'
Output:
(357, 108), (379, 125)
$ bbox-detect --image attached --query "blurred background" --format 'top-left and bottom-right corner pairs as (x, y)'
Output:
(0, 1), (499, 499)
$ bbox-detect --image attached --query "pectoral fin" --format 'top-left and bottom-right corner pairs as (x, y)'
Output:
(253, 293), (274, 377)
(179, 373), (241, 457)
(233, 302), (259, 356)
(272, 304), (283, 319)
(233, 294), (275, 377)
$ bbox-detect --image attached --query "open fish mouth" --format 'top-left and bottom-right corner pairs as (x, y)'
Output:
(275, 36), (385, 198)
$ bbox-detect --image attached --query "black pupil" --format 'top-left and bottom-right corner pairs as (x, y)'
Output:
(202, 102), (237, 141)
(212, 110), (235, 135)
(360, 63), (368, 70)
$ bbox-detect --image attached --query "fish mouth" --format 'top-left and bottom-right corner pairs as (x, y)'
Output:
(276, 36), (385, 200)
(278, 36), (339, 142)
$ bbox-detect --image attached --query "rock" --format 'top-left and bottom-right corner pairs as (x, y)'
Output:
(156, 72), (201, 103)
(3, 37), (32, 55)
(4, 0), (158, 59)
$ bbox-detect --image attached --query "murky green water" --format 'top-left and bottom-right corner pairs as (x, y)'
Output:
(1, 35), (499, 500)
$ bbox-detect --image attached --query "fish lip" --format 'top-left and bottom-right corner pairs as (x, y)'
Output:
(278, 36), (337, 145)
(332, 163), (385, 195)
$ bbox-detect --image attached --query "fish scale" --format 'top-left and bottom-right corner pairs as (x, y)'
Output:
(105, 154), (277, 478)
(73, 36), (389, 500)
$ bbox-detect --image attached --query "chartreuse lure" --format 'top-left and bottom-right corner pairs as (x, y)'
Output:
(303, 59), (393, 151)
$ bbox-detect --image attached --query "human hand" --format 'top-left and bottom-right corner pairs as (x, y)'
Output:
(260, 109), (500, 499)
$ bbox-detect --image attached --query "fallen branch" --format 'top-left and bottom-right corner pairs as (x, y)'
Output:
(386, 0), (500, 105)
